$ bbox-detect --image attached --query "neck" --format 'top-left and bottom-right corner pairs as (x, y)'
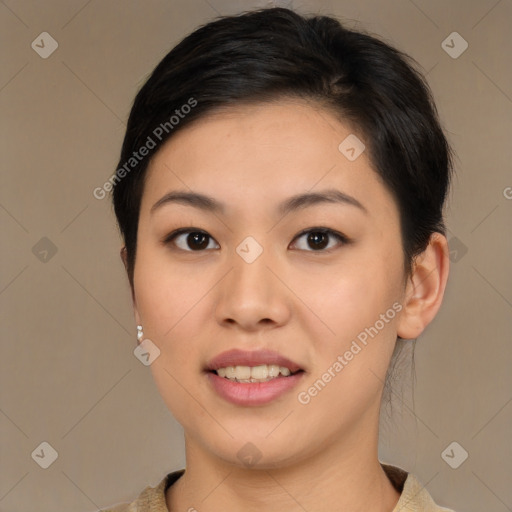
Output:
(166, 423), (400, 512)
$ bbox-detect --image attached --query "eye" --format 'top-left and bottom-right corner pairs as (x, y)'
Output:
(163, 228), (220, 251)
(163, 227), (349, 253)
(290, 228), (349, 252)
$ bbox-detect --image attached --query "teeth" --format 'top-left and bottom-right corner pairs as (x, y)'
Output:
(280, 367), (291, 376)
(215, 364), (294, 382)
(268, 365), (280, 377)
(250, 365), (268, 379)
(235, 365), (251, 380)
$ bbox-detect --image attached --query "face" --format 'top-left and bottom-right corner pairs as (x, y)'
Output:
(132, 99), (408, 468)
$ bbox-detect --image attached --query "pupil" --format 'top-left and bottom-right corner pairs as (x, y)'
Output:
(308, 232), (328, 250)
(188, 232), (208, 250)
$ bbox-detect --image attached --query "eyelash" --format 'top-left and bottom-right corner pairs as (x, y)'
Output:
(162, 227), (351, 253)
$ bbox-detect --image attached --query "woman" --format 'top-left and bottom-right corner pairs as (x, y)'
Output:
(103, 7), (455, 511)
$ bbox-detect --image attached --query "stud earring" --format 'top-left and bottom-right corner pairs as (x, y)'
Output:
(137, 325), (144, 341)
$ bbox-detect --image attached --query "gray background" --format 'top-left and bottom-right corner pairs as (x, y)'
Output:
(1, 0), (511, 511)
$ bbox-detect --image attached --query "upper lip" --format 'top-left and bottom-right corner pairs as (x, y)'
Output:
(206, 349), (303, 374)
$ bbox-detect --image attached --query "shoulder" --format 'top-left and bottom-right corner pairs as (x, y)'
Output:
(100, 470), (185, 512)
(382, 463), (458, 512)
(400, 474), (457, 511)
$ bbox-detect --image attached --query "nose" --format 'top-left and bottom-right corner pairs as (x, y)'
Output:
(214, 246), (292, 332)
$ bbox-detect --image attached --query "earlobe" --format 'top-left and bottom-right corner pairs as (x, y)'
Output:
(397, 233), (450, 340)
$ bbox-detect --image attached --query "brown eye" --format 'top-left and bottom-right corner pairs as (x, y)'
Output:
(164, 227), (348, 253)
(185, 232), (210, 250)
(164, 229), (220, 251)
(291, 228), (348, 252)
(306, 231), (329, 250)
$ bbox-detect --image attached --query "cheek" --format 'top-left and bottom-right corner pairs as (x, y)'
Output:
(133, 246), (208, 376)
(135, 243), (198, 331)
(295, 273), (402, 428)
(296, 248), (404, 413)
(134, 253), (211, 425)
(299, 254), (403, 345)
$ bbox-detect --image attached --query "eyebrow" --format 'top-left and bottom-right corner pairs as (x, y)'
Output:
(150, 188), (367, 216)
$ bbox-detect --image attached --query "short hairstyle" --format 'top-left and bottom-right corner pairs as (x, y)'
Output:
(112, 7), (453, 287)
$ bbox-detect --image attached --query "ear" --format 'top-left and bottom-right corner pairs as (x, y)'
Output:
(120, 246), (141, 325)
(397, 232), (450, 340)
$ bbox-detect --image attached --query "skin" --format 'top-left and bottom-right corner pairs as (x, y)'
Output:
(122, 98), (449, 511)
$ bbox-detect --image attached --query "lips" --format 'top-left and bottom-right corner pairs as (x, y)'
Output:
(207, 370), (305, 406)
(204, 349), (305, 406)
(205, 348), (303, 374)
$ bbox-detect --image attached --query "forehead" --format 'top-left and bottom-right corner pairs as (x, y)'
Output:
(141, 99), (396, 219)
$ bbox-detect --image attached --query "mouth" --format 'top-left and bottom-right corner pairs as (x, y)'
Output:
(205, 349), (305, 406)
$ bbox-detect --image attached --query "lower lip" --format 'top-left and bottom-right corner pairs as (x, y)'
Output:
(206, 371), (305, 406)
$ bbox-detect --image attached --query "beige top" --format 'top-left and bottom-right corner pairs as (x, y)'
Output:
(102, 464), (456, 512)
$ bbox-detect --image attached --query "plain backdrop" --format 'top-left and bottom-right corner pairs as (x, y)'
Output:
(1, 1), (511, 511)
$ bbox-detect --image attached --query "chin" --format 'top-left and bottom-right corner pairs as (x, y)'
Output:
(204, 433), (308, 471)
